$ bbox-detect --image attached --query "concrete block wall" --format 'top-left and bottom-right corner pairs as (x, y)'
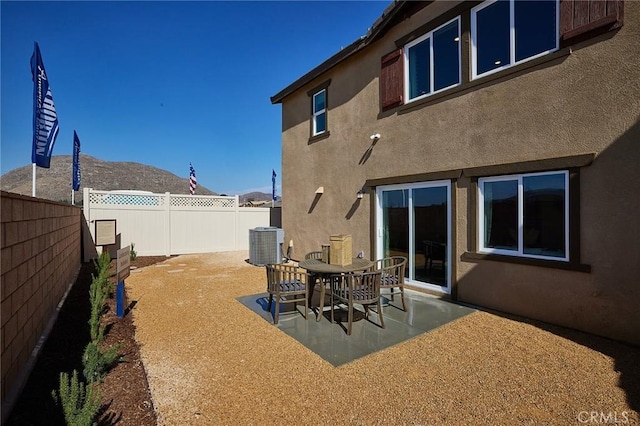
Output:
(1, 191), (82, 417)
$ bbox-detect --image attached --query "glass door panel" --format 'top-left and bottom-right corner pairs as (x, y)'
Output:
(377, 182), (450, 293)
(381, 190), (409, 279)
(413, 186), (448, 288)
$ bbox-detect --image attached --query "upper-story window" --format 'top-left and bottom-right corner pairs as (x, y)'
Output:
(380, 0), (621, 111)
(312, 89), (327, 136)
(471, 0), (558, 79)
(404, 17), (461, 103)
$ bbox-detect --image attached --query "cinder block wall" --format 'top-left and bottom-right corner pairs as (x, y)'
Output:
(1, 191), (82, 417)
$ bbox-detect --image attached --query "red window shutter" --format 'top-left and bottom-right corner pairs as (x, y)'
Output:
(380, 49), (404, 111)
(560, 0), (624, 44)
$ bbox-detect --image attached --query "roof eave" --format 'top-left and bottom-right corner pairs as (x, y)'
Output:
(271, 0), (418, 104)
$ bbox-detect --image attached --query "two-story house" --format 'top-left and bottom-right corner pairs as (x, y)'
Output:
(271, 0), (639, 345)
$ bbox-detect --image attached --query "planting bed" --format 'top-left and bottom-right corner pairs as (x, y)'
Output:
(7, 256), (166, 426)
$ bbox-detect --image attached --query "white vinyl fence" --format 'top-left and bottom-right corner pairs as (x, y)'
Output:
(83, 188), (270, 258)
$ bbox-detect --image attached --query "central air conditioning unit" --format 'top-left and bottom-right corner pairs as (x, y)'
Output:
(249, 227), (284, 266)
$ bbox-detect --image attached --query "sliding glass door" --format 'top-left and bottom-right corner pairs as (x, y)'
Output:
(376, 181), (451, 294)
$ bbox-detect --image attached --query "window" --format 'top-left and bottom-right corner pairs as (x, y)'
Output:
(312, 89), (326, 136)
(478, 171), (568, 261)
(404, 17), (461, 102)
(471, 0), (558, 79)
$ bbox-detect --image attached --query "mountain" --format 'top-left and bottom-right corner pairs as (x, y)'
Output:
(239, 192), (279, 203)
(1, 155), (216, 203)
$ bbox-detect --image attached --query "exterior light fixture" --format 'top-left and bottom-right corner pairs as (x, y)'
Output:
(369, 133), (381, 141)
(315, 186), (324, 194)
(357, 189), (365, 199)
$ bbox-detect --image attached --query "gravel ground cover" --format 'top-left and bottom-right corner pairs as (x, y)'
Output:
(127, 251), (639, 425)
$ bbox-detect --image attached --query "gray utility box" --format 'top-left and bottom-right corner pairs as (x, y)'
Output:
(249, 227), (284, 266)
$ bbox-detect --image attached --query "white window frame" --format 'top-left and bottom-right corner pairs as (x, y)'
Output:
(404, 16), (461, 103)
(312, 89), (326, 136)
(471, 0), (559, 80)
(478, 170), (569, 261)
(376, 180), (452, 294)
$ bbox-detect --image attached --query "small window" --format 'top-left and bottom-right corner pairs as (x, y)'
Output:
(312, 89), (326, 136)
(472, 0), (558, 79)
(404, 17), (461, 102)
(478, 171), (568, 261)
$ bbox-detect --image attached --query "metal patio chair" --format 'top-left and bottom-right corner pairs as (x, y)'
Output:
(371, 256), (407, 311)
(330, 270), (384, 335)
(304, 251), (330, 321)
(265, 264), (309, 324)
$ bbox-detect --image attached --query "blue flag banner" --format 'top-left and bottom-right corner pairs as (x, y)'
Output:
(72, 131), (81, 191)
(272, 169), (277, 201)
(31, 42), (60, 168)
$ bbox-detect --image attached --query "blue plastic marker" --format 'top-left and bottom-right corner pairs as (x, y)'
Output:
(116, 281), (124, 317)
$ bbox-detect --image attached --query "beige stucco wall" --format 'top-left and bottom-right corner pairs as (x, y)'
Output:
(278, 2), (640, 345)
(1, 191), (83, 420)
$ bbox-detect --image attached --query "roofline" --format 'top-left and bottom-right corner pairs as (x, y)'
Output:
(270, 1), (416, 104)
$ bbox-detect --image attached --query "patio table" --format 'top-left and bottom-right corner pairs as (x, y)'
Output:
(298, 258), (373, 320)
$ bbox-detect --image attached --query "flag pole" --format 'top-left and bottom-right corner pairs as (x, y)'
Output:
(32, 163), (36, 197)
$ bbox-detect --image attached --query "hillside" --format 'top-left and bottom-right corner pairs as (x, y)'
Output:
(0, 155), (217, 203)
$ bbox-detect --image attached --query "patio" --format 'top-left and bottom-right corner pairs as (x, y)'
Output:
(239, 288), (476, 367)
(126, 251), (639, 425)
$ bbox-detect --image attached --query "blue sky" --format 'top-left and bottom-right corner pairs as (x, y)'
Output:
(1, 0), (389, 195)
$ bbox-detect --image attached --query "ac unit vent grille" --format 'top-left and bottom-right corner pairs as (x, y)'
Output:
(249, 227), (284, 266)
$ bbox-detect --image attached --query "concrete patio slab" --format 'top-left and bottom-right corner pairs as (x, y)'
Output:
(238, 290), (476, 366)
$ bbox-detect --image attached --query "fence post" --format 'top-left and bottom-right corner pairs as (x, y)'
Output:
(165, 192), (171, 257)
(83, 188), (91, 262)
(83, 187), (91, 227)
(234, 195), (240, 250)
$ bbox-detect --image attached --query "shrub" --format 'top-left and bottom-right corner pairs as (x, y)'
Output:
(88, 250), (114, 342)
(82, 341), (122, 383)
(52, 370), (101, 426)
(130, 243), (137, 261)
(88, 272), (108, 343)
(85, 249), (122, 382)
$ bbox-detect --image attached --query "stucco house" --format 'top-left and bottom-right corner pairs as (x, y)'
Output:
(271, 0), (639, 345)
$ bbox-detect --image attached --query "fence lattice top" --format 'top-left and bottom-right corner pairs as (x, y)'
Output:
(89, 192), (164, 206)
(88, 190), (238, 208)
(170, 196), (236, 208)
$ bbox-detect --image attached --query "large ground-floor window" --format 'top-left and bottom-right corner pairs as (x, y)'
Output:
(478, 170), (569, 261)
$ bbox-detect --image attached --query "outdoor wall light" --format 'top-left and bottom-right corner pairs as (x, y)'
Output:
(315, 186), (324, 194)
(369, 133), (381, 141)
(357, 190), (365, 199)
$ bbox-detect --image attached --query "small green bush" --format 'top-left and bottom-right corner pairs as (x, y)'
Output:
(96, 251), (111, 274)
(88, 250), (114, 342)
(52, 370), (101, 426)
(82, 341), (122, 383)
(130, 243), (137, 261)
(88, 272), (108, 343)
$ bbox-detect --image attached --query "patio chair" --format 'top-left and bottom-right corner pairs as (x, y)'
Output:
(304, 251), (323, 260)
(372, 256), (407, 311)
(329, 270), (384, 335)
(265, 264), (309, 324)
(423, 240), (446, 272)
(304, 251), (330, 321)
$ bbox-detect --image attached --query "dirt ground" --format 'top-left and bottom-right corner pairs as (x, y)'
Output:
(127, 251), (640, 425)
